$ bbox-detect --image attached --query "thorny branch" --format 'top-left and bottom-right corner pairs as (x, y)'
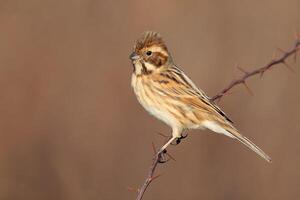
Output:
(134, 37), (300, 200)
(135, 148), (163, 200)
(211, 38), (300, 101)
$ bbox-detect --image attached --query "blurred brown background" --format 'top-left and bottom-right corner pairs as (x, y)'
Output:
(0, 0), (299, 199)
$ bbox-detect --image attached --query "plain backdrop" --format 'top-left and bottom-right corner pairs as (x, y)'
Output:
(0, 0), (300, 199)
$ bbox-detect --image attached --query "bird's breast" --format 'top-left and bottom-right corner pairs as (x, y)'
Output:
(131, 74), (180, 128)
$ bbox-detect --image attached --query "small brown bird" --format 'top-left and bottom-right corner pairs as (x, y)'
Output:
(130, 31), (271, 162)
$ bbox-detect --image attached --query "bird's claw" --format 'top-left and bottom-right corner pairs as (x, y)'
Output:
(158, 149), (168, 163)
(171, 133), (188, 146)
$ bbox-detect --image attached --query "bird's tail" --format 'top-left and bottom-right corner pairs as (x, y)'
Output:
(226, 127), (272, 163)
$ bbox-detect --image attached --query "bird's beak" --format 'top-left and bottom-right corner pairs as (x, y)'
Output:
(129, 52), (140, 61)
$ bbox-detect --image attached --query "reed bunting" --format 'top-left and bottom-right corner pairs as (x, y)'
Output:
(129, 31), (271, 162)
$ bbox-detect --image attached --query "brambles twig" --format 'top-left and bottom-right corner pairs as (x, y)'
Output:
(135, 144), (165, 200)
(134, 37), (300, 200)
(211, 39), (300, 101)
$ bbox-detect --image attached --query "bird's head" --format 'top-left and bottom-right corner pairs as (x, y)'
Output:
(130, 31), (172, 75)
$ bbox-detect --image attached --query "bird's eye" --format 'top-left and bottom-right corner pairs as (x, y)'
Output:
(146, 51), (152, 56)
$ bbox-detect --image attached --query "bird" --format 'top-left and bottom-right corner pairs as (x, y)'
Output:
(129, 31), (271, 162)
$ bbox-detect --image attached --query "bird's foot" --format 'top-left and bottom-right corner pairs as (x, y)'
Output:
(171, 132), (188, 145)
(158, 149), (168, 163)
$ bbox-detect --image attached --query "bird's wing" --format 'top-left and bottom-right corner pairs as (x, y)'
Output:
(151, 66), (233, 125)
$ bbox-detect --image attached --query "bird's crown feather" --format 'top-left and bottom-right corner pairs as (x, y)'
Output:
(134, 31), (167, 52)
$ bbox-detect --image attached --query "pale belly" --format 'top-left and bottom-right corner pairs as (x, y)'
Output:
(131, 75), (199, 131)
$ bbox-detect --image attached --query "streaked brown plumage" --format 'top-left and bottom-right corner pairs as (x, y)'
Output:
(130, 31), (271, 162)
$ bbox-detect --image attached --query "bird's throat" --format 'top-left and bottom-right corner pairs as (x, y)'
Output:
(133, 61), (154, 76)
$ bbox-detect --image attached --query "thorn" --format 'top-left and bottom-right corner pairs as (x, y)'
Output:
(237, 66), (248, 75)
(157, 132), (168, 138)
(127, 187), (139, 193)
(282, 61), (295, 73)
(276, 47), (287, 54)
(242, 81), (254, 96)
(150, 174), (162, 182)
(151, 142), (157, 154)
(259, 68), (267, 78)
(166, 152), (176, 162)
(259, 72), (263, 78)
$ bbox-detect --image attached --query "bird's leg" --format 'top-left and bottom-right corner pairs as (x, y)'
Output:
(158, 136), (177, 154)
